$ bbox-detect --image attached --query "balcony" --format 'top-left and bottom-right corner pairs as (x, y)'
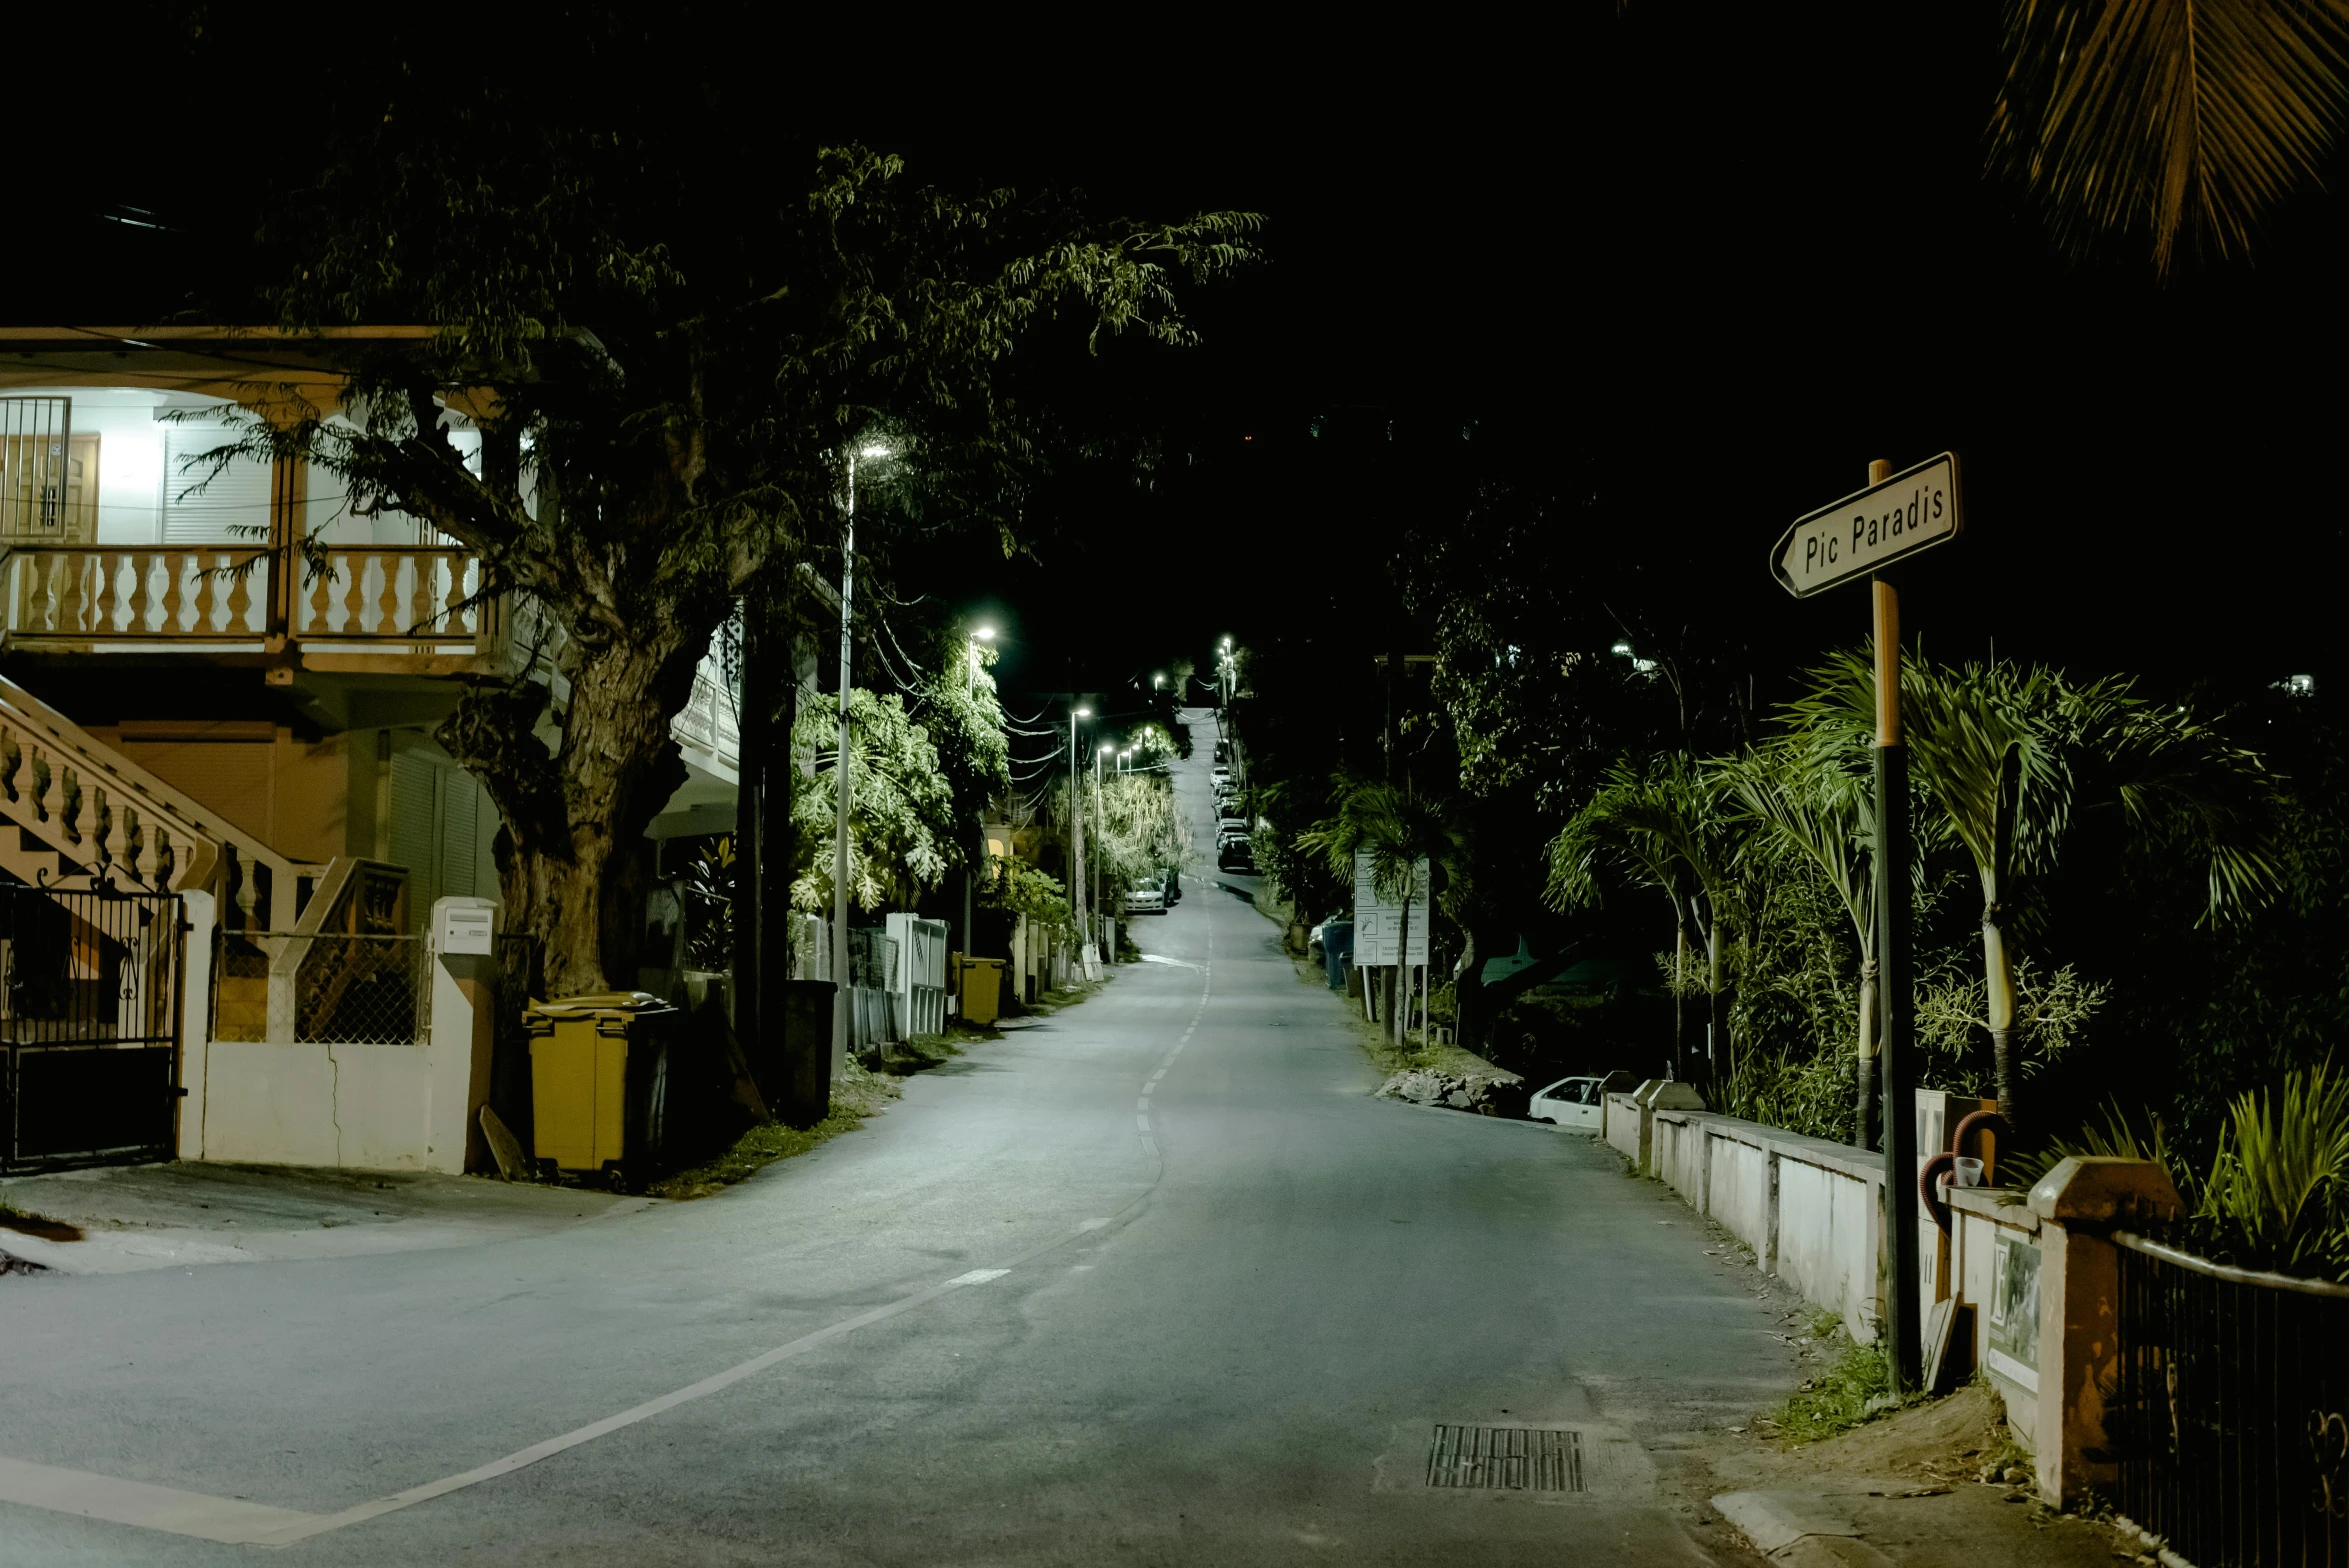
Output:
(0, 543), (493, 670)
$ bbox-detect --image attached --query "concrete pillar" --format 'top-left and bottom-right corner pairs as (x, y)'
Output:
(177, 889), (216, 1161)
(427, 896), (501, 1175)
(2029, 1156), (2184, 1509)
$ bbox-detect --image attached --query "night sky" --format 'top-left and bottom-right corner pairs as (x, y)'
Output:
(17, 6), (2345, 715)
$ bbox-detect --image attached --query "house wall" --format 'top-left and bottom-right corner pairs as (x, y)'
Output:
(15, 385), (481, 546)
(88, 721), (351, 865)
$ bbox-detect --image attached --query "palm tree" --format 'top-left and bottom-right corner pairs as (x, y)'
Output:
(1725, 745), (1879, 1146)
(1299, 779), (1464, 1047)
(1799, 648), (2281, 1138)
(1306, 779), (1465, 1046)
(1990, 0), (2349, 272)
(1546, 755), (1740, 1082)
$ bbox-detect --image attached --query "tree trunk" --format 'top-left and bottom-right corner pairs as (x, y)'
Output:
(1854, 957), (1878, 1150)
(1984, 908), (2020, 1139)
(444, 627), (702, 998)
(1672, 923), (1688, 1080)
(1452, 928), (1484, 1054)
(1706, 918), (1727, 1084)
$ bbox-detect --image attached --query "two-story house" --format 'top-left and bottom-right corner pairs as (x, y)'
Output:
(0, 327), (741, 1174)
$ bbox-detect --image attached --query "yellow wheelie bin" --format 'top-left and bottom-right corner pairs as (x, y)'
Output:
(525, 992), (680, 1185)
(960, 957), (1005, 1025)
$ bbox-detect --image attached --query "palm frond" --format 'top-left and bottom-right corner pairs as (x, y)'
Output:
(1990, 0), (2349, 271)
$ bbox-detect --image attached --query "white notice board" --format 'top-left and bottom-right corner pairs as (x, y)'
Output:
(1352, 850), (1429, 967)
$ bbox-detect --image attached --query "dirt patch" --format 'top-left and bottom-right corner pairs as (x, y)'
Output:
(0, 1208), (83, 1243)
(1748, 1384), (2010, 1485)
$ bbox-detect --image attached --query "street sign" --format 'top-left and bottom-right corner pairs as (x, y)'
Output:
(1771, 452), (1962, 598)
(1352, 851), (1429, 967)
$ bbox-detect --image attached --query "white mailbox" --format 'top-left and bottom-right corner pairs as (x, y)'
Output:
(436, 899), (496, 956)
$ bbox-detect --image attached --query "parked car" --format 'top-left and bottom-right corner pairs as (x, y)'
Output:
(1527, 1072), (1639, 1131)
(1217, 814), (1248, 835)
(1217, 840), (1256, 872)
(1124, 876), (1168, 915)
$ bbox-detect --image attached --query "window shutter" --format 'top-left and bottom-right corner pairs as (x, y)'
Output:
(161, 418), (273, 544)
(437, 770), (479, 901)
(388, 753), (439, 930)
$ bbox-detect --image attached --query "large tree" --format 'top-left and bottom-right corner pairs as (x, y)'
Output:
(230, 71), (1254, 991)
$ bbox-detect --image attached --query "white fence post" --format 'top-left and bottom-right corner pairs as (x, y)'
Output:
(427, 896), (500, 1174)
(178, 889), (216, 1161)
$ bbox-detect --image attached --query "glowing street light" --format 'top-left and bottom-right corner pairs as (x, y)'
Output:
(967, 624), (995, 694)
(834, 439), (894, 1070)
(1069, 704), (1092, 948)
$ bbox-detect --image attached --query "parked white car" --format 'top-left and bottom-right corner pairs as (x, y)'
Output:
(1527, 1072), (1636, 1131)
(1124, 876), (1168, 915)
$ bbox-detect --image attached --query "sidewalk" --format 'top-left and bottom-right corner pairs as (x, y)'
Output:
(1696, 1385), (2136, 1566)
(0, 1161), (650, 1276)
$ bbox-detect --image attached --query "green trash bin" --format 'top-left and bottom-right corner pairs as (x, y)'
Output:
(524, 991), (681, 1184)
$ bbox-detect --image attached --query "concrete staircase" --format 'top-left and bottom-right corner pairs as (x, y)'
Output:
(0, 673), (324, 927)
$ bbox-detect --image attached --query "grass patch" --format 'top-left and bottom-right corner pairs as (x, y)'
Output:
(649, 1062), (902, 1201)
(881, 1030), (969, 1074)
(1767, 1323), (1904, 1443)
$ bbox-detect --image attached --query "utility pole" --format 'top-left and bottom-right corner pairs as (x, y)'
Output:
(1868, 456), (1922, 1397)
(734, 599), (768, 1089)
(1768, 449), (1960, 1403)
(1068, 704), (1090, 954)
(833, 444), (887, 1078)
(1093, 743), (1107, 961)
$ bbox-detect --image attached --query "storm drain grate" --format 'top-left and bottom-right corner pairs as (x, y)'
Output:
(1424, 1425), (1583, 1491)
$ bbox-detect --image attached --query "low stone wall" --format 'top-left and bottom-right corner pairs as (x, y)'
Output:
(194, 900), (497, 1173)
(1605, 1087), (1884, 1342)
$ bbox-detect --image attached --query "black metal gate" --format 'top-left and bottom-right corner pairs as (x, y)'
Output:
(0, 879), (184, 1171)
(2111, 1230), (2349, 1567)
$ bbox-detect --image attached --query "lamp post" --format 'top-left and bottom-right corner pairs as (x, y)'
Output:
(1094, 742), (1112, 959)
(969, 625), (994, 694)
(832, 442), (889, 1076)
(961, 624), (996, 982)
(1069, 704), (1090, 953)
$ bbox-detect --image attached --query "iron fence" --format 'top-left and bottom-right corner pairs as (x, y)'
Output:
(2112, 1230), (2349, 1567)
(0, 879), (184, 1170)
(211, 930), (431, 1045)
(848, 927), (898, 991)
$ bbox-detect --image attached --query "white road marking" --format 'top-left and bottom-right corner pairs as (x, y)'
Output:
(0, 1221), (1112, 1550)
(1135, 1114), (1151, 1131)
(0, 1457), (324, 1547)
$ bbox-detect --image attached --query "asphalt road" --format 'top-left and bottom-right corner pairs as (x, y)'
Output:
(0, 710), (1798, 1565)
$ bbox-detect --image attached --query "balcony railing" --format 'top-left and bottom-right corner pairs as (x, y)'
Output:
(0, 543), (488, 650)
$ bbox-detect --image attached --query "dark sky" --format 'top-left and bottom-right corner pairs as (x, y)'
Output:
(853, 6), (2349, 711)
(20, 6), (2346, 718)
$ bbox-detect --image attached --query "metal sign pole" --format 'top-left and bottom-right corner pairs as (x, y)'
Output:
(1869, 458), (1922, 1397)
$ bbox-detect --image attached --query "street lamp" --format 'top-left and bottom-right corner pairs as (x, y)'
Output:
(969, 624), (995, 694)
(833, 441), (891, 1073)
(1095, 742), (1113, 958)
(961, 622), (998, 975)
(1069, 705), (1091, 954)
